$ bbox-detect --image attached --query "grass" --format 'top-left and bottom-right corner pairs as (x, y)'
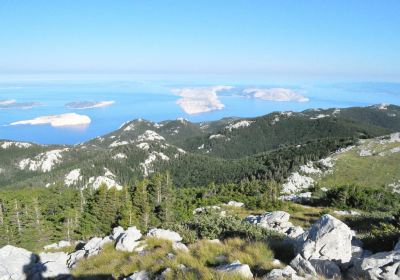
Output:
(72, 237), (278, 279)
(318, 140), (400, 189)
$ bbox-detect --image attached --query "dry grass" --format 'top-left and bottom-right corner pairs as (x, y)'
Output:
(72, 237), (277, 279)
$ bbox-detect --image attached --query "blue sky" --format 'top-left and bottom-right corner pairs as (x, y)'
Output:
(1, 0), (400, 80)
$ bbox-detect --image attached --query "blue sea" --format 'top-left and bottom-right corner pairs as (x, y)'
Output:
(1, 76), (400, 145)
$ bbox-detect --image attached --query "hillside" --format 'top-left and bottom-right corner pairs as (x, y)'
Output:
(0, 104), (399, 190)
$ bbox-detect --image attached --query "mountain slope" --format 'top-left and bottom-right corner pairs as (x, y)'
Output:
(0, 104), (399, 189)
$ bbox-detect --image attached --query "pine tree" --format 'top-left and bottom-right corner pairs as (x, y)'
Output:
(119, 185), (135, 228)
(132, 179), (151, 231)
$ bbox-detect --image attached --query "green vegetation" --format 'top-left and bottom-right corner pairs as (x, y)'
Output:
(318, 139), (400, 188)
(72, 237), (277, 279)
(317, 185), (400, 212)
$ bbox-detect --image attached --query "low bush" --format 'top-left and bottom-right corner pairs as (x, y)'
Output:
(317, 185), (400, 212)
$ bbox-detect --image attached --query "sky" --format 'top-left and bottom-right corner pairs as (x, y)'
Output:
(1, 0), (400, 80)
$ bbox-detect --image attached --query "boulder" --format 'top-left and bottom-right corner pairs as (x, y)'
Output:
(193, 205), (221, 214)
(37, 252), (70, 278)
(43, 240), (71, 251)
(296, 214), (353, 265)
(66, 249), (86, 268)
(226, 201), (244, 207)
(216, 260), (253, 279)
(66, 236), (110, 268)
(147, 229), (182, 242)
(286, 226), (305, 238)
(349, 250), (400, 280)
(124, 270), (150, 280)
(309, 259), (341, 279)
(246, 211), (304, 239)
(290, 254), (316, 276)
(115, 226), (142, 252)
(0, 245), (37, 280)
(172, 242), (189, 252)
(263, 266), (299, 280)
(112, 226), (125, 240)
(394, 238), (400, 251)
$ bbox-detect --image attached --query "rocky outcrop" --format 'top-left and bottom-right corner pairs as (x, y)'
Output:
(296, 214), (353, 265)
(245, 211), (304, 238)
(172, 242), (189, 252)
(43, 240), (71, 251)
(115, 226), (143, 252)
(225, 201), (244, 207)
(290, 254), (316, 276)
(349, 248), (400, 279)
(146, 228), (182, 242)
(0, 245), (37, 280)
(67, 236), (112, 268)
(263, 266), (298, 280)
(124, 270), (150, 280)
(35, 252), (70, 278)
(216, 260), (253, 279)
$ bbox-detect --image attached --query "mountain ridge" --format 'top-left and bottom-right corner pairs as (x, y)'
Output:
(0, 104), (399, 189)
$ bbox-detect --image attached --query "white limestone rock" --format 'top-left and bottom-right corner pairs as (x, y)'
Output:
(216, 260), (253, 279)
(37, 252), (70, 278)
(115, 226), (142, 252)
(66, 236), (110, 268)
(124, 270), (150, 280)
(0, 245), (37, 280)
(263, 266), (299, 280)
(147, 229), (182, 242)
(350, 250), (400, 280)
(290, 254), (317, 276)
(172, 242), (189, 252)
(296, 214), (353, 265)
(309, 259), (341, 279)
(112, 226), (125, 240)
(44, 240), (71, 250)
(225, 201), (245, 207)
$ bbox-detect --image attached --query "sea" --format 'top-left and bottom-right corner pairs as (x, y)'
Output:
(1, 76), (399, 145)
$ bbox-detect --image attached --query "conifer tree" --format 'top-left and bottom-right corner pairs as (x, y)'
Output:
(132, 179), (151, 231)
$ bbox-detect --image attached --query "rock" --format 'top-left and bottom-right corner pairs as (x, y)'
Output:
(279, 192), (312, 203)
(216, 260), (253, 279)
(0, 245), (37, 280)
(155, 268), (172, 280)
(215, 254), (228, 263)
(290, 254), (316, 276)
(124, 270), (150, 280)
(193, 205), (221, 214)
(66, 249), (86, 268)
(286, 226), (305, 238)
(166, 253), (175, 259)
(115, 226), (142, 252)
(37, 252), (70, 278)
(349, 250), (400, 280)
(394, 238), (400, 251)
(172, 242), (189, 252)
(263, 265), (299, 280)
(44, 240), (71, 251)
(297, 214), (353, 265)
(67, 236), (110, 268)
(147, 229), (182, 242)
(333, 210), (361, 216)
(225, 201), (244, 207)
(112, 226), (125, 240)
(309, 259), (341, 279)
(246, 211), (304, 239)
(272, 259), (282, 266)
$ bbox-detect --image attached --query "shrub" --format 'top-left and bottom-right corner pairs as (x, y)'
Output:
(319, 185), (399, 212)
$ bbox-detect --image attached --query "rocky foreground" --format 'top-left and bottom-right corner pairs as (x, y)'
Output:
(1, 212), (399, 280)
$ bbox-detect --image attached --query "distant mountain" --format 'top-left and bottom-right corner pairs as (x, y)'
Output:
(0, 104), (399, 189)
